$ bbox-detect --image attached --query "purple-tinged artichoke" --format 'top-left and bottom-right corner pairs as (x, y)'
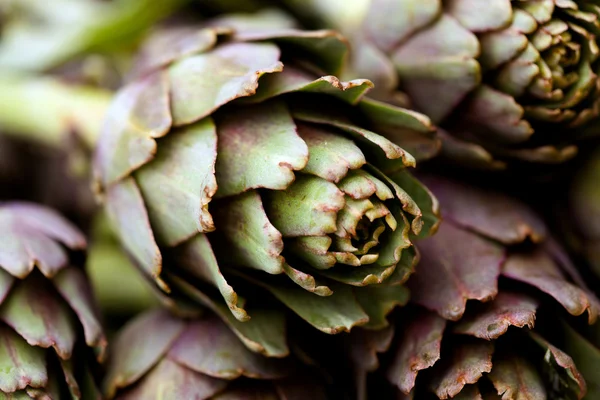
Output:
(0, 202), (106, 398)
(281, 0), (600, 168)
(337, 176), (600, 399)
(92, 14), (440, 342)
(103, 308), (329, 399)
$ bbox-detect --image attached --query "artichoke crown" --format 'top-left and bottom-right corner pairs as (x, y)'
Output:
(93, 15), (440, 344)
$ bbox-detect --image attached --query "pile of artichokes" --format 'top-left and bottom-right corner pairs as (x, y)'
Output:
(1, 0), (600, 399)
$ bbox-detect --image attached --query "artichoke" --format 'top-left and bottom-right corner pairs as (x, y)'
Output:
(103, 307), (330, 399)
(337, 176), (600, 399)
(279, 0), (600, 168)
(570, 145), (600, 277)
(92, 15), (440, 339)
(0, 202), (106, 398)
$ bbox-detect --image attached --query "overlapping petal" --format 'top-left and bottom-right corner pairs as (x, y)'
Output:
(0, 203), (105, 398)
(335, 175), (598, 399)
(104, 308), (328, 399)
(280, 0), (600, 167)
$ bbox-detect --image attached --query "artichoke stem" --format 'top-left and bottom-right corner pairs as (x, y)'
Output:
(0, 73), (112, 148)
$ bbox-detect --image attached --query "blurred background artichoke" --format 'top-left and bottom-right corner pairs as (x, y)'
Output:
(270, 0), (600, 169)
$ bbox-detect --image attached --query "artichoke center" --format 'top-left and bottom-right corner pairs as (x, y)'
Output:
(330, 193), (398, 266)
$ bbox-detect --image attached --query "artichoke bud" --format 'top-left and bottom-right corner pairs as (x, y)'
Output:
(0, 203), (106, 398)
(93, 14), (440, 337)
(283, 0), (600, 167)
(352, 175), (599, 399)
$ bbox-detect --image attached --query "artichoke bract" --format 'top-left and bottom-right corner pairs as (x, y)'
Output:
(93, 16), (439, 341)
(104, 308), (329, 399)
(283, 0), (600, 168)
(0, 202), (106, 399)
(340, 176), (600, 399)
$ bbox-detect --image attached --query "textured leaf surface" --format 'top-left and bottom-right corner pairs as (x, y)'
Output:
(132, 27), (224, 78)
(0, 203), (86, 278)
(169, 42), (283, 125)
(502, 250), (597, 321)
(104, 309), (186, 398)
(233, 29), (349, 75)
(167, 315), (290, 379)
(391, 14), (480, 123)
(446, 0), (512, 32)
(136, 117), (218, 246)
(365, 0), (440, 52)
(118, 358), (226, 400)
(213, 191), (285, 274)
(292, 105), (416, 169)
(298, 122), (366, 183)
(386, 310), (446, 394)
(170, 276), (289, 358)
(459, 86), (533, 145)
(0, 326), (47, 393)
(454, 292), (538, 340)
(264, 282), (368, 334)
(94, 71), (171, 185)
(409, 222), (504, 320)
(381, 245), (417, 287)
(357, 97), (439, 163)
(214, 100), (308, 197)
(429, 339), (494, 399)
(389, 170), (440, 239)
(488, 354), (546, 400)
(174, 234), (247, 321)
(105, 179), (163, 288)
(253, 67), (373, 105)
(530, 332), (586, 399)
(53, 267), (107, 360)
(264, 175), (345, 237)
(0, 276), (76, 360)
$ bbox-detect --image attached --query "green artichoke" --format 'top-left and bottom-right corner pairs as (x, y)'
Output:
(104, 308), (330, 399)
(570, 145), (600, 277)
(0, 202), (106, 398)
(338, 176), (600, 399)
(280, 0), (600, 168)
(92, 15), (440, 340)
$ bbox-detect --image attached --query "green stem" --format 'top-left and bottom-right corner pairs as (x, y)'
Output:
(0, 73), (112, 148)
